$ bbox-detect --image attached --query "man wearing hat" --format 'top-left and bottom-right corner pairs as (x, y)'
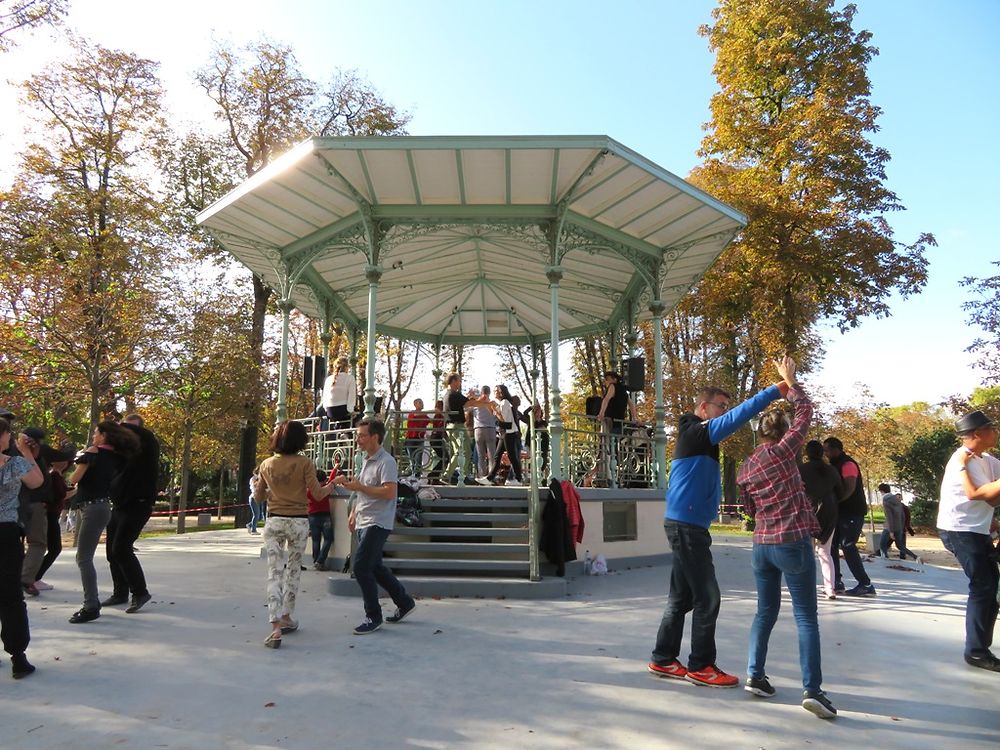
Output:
(18, 428), (52, 597)
(938, 410), (1000, 672)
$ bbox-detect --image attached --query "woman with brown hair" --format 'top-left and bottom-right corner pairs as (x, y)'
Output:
(257, 420), (335, 648)
(66, 421), (139, 624)
(0, 419), (45, 678)
(321, 356), (356, 430)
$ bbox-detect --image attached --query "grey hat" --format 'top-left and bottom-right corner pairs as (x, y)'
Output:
(955, 410), (996, 435)
(0, 407), (13, 420)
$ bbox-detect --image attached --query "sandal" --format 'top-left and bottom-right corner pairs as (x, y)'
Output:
(279, 619), (299, 634)
(264, 632), (282, 649)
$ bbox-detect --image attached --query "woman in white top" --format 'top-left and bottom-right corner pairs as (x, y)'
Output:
(479, 384), (523, 486)
(322, 356), (356, 429)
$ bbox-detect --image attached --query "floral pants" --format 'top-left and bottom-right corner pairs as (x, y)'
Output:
(263, 517), (309, 623)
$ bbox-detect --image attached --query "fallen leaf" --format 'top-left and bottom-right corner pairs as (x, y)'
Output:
(264, 702), (275, 708)
(433, 629), (443, 634)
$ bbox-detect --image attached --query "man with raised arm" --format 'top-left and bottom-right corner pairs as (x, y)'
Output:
(647, 361), (793, 688)
(939, 410), (1000, 672)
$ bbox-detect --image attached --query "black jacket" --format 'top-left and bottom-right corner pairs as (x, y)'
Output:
(110, 424), (160, 505)
(539, 479), (576, 576)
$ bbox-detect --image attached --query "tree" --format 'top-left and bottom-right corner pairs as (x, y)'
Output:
(147, 275), (256, 533)
(961, 261), (1000, 384)
(891, 427), (958, 526)
(693, 0), (933, 364)
(195, 39), (410, 507)
(0, 38), (173, 435)
(0, 0), (67, 51)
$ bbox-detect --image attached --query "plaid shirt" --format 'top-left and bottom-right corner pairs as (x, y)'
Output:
(737, 385), (819, 545)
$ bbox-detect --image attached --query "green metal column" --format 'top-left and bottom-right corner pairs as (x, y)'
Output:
(275, 298), (294, 423)
(650, 300), (667, 490)
(349, 327), (359, 384)
(432, 344), (442, 406)
(363, 265), (382, 418)
(546, 266), (563, 480)
(607, 324), (618, 373)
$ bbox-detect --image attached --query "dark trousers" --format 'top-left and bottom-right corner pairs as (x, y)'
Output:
(106, 503), (153, 598)
(939, 530), (1000, 658)
(34, 513), (63, 581)
(487, 432), (523, 482)
(353, 525), (412, 624)
(652, 521), (721, 671)
(309, 512), (333, 565)
(325, 405), (351, 430)
(427, 437), (446, 480)
(0, 523), (29, 657)
(832, 513), (870, 587)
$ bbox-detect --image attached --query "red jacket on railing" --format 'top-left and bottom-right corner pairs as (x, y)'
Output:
(561, 479), (584, 544)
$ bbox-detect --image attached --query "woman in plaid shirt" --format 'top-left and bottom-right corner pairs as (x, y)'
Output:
(737, 356), (837, 720)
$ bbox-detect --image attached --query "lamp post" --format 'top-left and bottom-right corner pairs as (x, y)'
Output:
(750, 416), (761, 449)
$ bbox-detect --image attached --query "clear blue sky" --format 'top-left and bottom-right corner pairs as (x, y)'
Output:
(2, 0), (997, 408)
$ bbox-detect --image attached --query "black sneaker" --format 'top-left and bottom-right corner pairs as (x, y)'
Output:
(11, 653), (35, 680)
(101, 593), (129, 607)
(69, 608), (100, 624)
(745, 675), (775, 698)
(843, 583), (876, 597)
(386, 600), (416, 624)
(802, 690), (838, 719)
(965, 652), (1000, 672)
(353, 618), (382, 635)
(834, 581), (845, 593)
(126, 592), (152, 614)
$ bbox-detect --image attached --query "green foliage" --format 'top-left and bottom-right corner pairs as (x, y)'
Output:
(687, 0), (933, 379)
(891, 427), (959, 525)
(962, 264), (1000, 385)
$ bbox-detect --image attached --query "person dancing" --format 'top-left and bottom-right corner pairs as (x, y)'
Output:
(738, 357), (837, 719)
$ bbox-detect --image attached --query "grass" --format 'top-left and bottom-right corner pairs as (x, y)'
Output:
(140, 521), (236, 538)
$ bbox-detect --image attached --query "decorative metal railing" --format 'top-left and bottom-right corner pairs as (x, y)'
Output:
(556, 413), (655, 489)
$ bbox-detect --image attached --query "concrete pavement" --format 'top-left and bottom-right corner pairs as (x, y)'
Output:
(2, 529), (997, 749)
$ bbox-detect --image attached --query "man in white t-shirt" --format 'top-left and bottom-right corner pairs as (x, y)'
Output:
(937, 409), (1000, 672)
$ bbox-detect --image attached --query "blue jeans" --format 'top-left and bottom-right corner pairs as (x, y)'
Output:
(248, 498), (266, 531)
(353, 525), (413, 624)
(405, 439), (424, 477)
(651, 521), (721, 671)
(879, 528), (917, 560)
(939, 530), (999, 658)
(832, 513), (870, 587)
(309, 512), (333, 566)
(749, 536), (823, 692)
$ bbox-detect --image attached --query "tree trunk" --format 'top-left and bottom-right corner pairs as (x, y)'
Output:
(178, 418), (192, 534)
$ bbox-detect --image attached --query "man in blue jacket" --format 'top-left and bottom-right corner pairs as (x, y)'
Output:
(648, 370), (791, 687)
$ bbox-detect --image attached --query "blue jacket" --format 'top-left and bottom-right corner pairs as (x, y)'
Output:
(665, 385), (782, 529)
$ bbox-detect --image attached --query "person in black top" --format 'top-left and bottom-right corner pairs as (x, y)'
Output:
(595, 372), (636, 485)
(103, 414), (160, 614)
(67, 421), (138, 623)
(799, 440), (843, 600)
(441, 373), (490, 485)
(823, 437), (875, 597)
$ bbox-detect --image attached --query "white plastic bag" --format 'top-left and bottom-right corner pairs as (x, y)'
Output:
(417, 486), (441, 501)
(590, 553), (608, 575)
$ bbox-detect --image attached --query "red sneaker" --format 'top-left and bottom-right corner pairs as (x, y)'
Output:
(685, 664), (739, 688)
(647, 660), (688, 679)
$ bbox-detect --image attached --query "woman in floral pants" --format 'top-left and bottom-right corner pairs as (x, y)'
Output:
(258, 420), (335, 648)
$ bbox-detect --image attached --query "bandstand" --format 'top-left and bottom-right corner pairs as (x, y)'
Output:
(196, 136), (746, 592)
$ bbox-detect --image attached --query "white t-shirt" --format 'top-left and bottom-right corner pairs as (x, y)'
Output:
(322, 372), (357, 409)
(498, 399), (519, 435)
(937, 447), (1000, 534)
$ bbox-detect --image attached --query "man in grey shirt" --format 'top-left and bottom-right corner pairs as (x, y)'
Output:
(333, 419), (415, 634)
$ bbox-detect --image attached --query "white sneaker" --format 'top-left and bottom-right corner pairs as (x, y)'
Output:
(34, 581), (53, 591)
(506, 479), (522, 486)
(475, 477), (492, 486)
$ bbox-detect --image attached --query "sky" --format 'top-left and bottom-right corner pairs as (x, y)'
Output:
(1, 0), (997, 410)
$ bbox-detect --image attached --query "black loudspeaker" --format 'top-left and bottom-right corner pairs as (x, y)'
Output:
(302, 356), (327, 391)
(313, 355), (326, 387)
(621, 356), (645, 392)
(585, 395), (603, 417)
(303, 356), (314, 390)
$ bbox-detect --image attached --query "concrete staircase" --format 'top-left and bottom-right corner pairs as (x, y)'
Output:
(328, 484), (568, 599)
